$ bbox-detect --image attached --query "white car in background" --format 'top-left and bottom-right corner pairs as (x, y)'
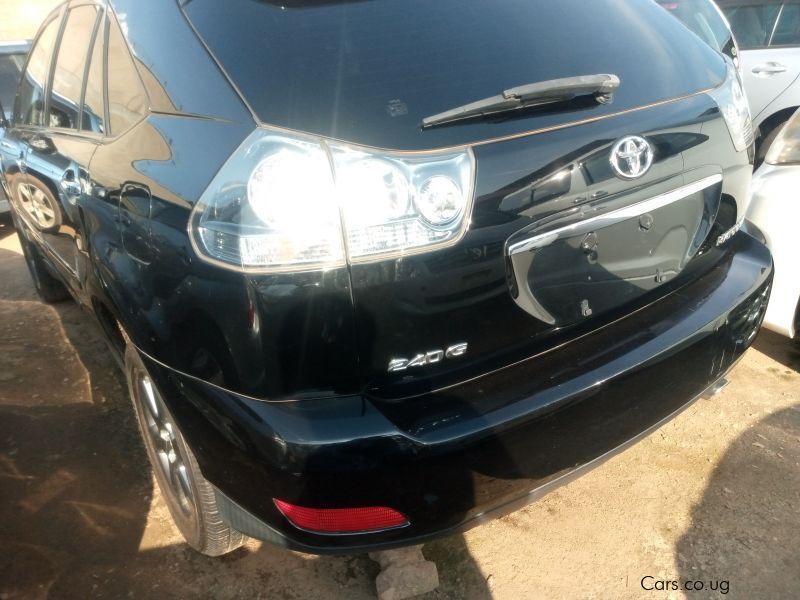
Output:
(718, 1), (800, 163)
(748, 107), (800, 339)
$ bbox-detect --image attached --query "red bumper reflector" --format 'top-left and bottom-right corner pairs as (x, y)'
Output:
(273, 499), (409, 534)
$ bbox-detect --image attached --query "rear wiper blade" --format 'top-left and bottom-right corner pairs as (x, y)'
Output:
(421, 74), (620, 129)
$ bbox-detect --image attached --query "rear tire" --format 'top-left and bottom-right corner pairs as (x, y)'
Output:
(125, 346), (246, 556)
(16, 227), (70, 303)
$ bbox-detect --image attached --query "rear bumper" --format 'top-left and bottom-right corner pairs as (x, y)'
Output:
(143, 230), (772, 554)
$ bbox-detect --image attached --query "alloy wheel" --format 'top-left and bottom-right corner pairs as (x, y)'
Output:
(17, 183), (58, 230)
(131, 368), (197, 521)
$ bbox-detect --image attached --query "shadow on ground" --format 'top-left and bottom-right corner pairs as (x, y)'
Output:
(0, 213), (16, 242)
(676, 397), (800, 599)
(0, 236), (490, 599)
(753, 329), (800, 374)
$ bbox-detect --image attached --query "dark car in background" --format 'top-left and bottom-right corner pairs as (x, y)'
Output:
(0, 40), (31, 214)
(0, 0), (772, 556)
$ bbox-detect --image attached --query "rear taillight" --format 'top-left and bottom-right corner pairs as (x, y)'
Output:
(189, 129), (474, 273)
(710, 61), (753, 153)
(273, 499), (409, 534)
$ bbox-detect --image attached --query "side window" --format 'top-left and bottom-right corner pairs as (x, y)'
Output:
(771, 5), (800, 46)
(82, 12), (105, 134)
(107, 13), (147, 135)
(722, 3), (782, 49)
(49, 5), (99, 130)
(14, 16), (60, 126)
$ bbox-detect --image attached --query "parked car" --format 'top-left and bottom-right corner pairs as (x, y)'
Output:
(1, 0), (772, 556)
(747, 107), (800, 339)
(0, 40), (31, 214)
(656, 0), (742, 70)
(717, 0), (800, 162)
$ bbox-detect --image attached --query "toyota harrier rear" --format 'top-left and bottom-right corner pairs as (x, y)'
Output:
(1, 0), (772, 555)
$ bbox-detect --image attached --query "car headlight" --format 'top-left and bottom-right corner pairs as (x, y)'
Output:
(765, 108), (800, 165)
(190, 129), (474, 272)
(710, 61), (753, 153)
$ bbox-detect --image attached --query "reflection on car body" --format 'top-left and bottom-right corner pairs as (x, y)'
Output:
(657, 0), (741, 68)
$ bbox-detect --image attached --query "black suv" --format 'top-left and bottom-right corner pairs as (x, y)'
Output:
(0, 0), (772, 556)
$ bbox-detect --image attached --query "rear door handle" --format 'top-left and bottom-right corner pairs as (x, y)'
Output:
(752, 62), (789, 75)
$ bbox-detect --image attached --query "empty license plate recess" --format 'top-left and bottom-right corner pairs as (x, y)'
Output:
(506, 174), (723, 326)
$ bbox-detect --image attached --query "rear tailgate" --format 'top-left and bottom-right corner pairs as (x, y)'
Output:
(352, 93), (734, 399)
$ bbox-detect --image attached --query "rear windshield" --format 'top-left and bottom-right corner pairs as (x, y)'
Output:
(657, 0), (737, 57)
(184, 0), (725, 150)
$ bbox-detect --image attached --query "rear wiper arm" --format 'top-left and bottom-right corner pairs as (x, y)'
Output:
(421, 74), (620, 129)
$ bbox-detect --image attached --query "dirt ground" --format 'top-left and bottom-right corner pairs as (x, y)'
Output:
(0, 213), (798, 600)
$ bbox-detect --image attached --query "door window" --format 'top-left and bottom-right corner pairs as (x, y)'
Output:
(771, 5), (800, 46)
(14, 15), (61, 126)
(107, 12), (147, 135)
(720, 2), (783, 49)
(81, 12), (106, 134)
(49, 5), (100, 130)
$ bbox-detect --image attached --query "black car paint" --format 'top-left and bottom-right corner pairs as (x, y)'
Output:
(1, 0), (772, 552)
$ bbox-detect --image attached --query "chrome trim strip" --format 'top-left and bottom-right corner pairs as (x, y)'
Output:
(507, 174), (723, 256)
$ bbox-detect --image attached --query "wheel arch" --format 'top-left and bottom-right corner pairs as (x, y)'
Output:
(757, 106), (798, 144)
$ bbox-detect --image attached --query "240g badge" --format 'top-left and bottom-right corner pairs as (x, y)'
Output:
(388, 343), (469, 372)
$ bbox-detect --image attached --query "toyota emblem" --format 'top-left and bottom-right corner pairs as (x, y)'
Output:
(610, 135), (654, 180)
